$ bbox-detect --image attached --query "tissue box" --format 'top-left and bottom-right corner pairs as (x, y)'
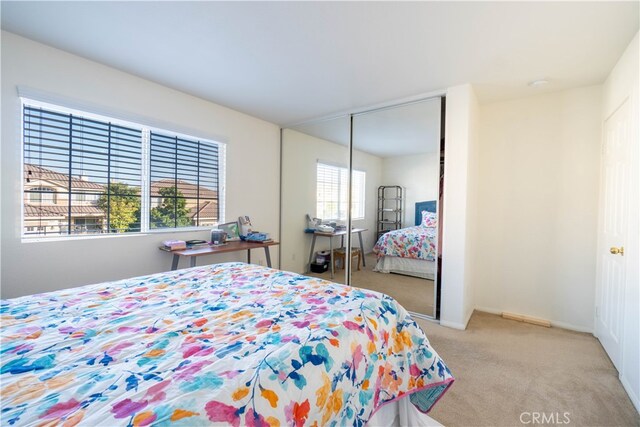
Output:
(315, 250), (331, 264)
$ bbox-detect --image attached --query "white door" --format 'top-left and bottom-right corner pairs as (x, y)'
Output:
(595, 100), (631, 371)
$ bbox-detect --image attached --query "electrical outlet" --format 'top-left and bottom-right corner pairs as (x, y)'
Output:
(291, 253), (296, 261)
(257, 259), (264, 266)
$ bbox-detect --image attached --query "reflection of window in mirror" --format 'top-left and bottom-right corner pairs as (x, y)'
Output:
(316, 162), (366, 221)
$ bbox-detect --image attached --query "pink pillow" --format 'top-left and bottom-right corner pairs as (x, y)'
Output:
(421, 210), (437, 227)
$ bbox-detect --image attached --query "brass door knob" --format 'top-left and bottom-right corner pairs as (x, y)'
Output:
(610, 246), (624, 256)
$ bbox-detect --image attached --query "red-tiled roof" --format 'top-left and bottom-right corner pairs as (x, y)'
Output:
(188, 200), (219, 220)
(151, 179), (217, 199)
(26, 166), (216, 198)
(23, 205), (65, 218)
(25, 164), (105, 190)
(24, 204), (105, 218)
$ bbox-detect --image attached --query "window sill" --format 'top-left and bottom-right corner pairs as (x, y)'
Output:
(21, 227), (211, 243)
(146, 227), (212, 235)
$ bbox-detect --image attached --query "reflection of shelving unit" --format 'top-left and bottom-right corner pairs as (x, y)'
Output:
(377, 186), (403, 239)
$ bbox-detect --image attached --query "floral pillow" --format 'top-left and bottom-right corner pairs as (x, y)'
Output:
(421, 210), (438, 227)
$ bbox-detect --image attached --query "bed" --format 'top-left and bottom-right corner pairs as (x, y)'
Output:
(373, 201), (438, 280)
(1, 262), (452, 426)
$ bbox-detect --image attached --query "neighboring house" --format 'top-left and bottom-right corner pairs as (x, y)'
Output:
(24, 164), (105, 235)
(24, 164), (219, 235)
(150, 179), (219, 227)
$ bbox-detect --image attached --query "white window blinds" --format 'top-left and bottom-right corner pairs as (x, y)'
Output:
(22, 100), (225, 239)
(149, 132), (220, 229)
(23, 104), (143, 236)
(316, 162), (366, 221)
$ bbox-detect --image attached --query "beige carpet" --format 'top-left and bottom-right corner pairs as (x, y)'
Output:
(415, 311), (640, 427)
(308, 253), (435, 316)
(307, 257), (638, 425)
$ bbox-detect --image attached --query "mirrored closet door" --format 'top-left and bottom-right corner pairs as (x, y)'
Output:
(279, 97), (444, 318)
(349, 98), (442, 318)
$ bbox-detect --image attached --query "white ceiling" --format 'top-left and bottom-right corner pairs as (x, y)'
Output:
(1, 2), (638, 126)
(293, 98), (441, 157)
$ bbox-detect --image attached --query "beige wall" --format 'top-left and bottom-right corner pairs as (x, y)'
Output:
(473, 85), (603, 332)
(1, 32), (281, 298)
(381, 153), (439, 227)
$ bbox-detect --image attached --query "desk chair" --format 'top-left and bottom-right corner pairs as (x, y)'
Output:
(333, 248), (362, 271)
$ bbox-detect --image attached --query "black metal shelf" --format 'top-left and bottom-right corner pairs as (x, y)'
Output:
(377, 185), (403, 238)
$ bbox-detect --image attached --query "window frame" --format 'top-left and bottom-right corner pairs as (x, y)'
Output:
(20, 98), (226, 241)
(148, 131), (223, 231)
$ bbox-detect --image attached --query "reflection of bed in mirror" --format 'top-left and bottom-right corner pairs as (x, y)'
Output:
(373, 200), (437, 279)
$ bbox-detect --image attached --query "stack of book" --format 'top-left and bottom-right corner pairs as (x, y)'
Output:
(186, 240), (210, 249)
(161, 240), (187, 251)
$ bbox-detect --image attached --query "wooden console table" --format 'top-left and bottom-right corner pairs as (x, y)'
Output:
(162, 240), (279, 270)
(307, 228), (367, 279)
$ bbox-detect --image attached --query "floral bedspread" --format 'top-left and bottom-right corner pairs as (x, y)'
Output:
(1, 262), (452, 426)
(373, 226), (437, 261)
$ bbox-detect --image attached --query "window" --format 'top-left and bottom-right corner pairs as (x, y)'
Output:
(28, 187), (57, 204)
(22, 101), (224, 239)
(71, 193), (99, 203)
(73, 217), (102, 233)
(316, 162), (366, 221)
(149, 132), (220, 229)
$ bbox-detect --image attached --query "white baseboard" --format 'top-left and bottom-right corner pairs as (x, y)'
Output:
(620, 374), (640, 414)
(439, 320), (467, 330)
(474, 306), (593, 334)
(550, 319), (593, 334)
(474, 306), (501, 315)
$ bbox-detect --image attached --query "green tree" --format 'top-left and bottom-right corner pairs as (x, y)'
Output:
(97, 182), (141, 233)
(150, 186), (192, 228)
